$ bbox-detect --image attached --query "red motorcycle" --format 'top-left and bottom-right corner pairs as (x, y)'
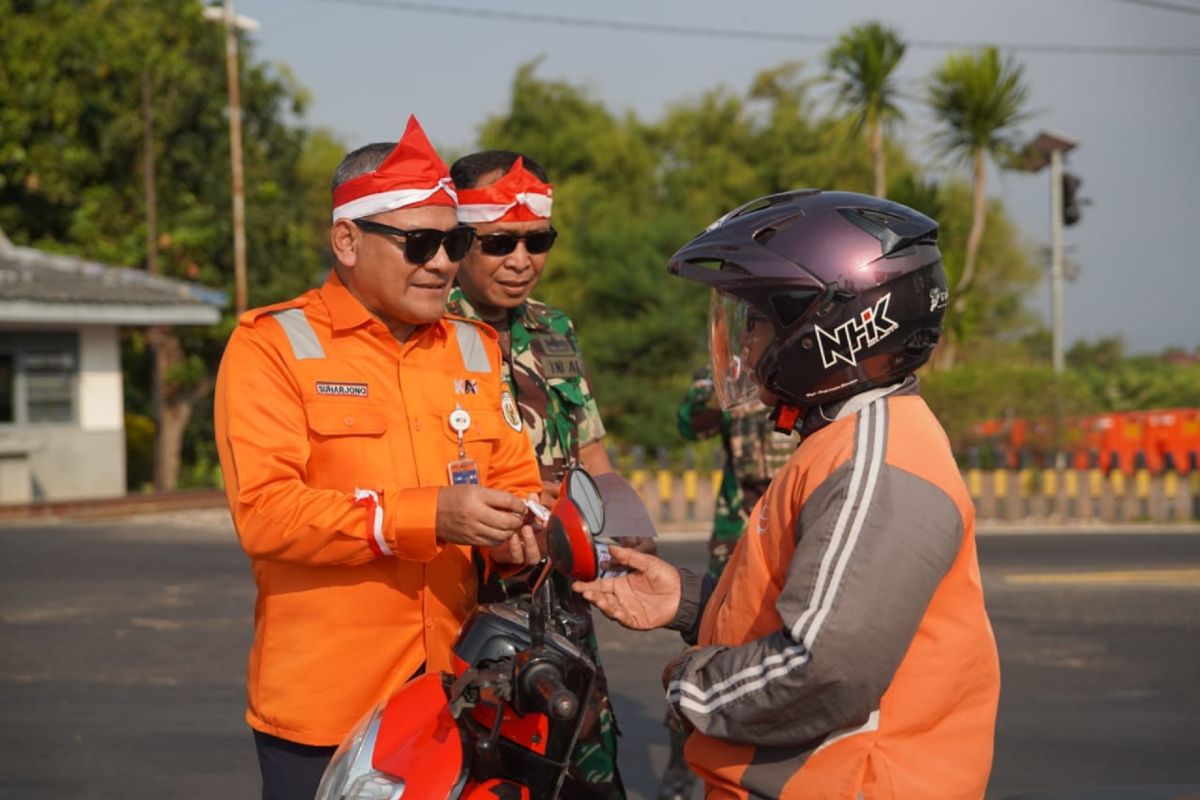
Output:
(315, 469), (641, 800)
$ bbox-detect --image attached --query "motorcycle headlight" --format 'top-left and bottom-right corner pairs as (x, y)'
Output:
(314, 703), (405, 800)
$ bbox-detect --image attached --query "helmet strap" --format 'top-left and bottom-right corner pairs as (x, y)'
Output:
(770, 402), (801, 435)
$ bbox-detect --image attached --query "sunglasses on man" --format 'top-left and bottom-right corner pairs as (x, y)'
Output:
(352, 218), (477, 264)
(474, 227), (558, 257)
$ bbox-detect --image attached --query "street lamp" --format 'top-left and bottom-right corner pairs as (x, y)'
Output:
(203, 2), (260, 316)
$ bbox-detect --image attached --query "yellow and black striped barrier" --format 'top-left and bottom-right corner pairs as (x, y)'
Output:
(614, 467), (1200, 525)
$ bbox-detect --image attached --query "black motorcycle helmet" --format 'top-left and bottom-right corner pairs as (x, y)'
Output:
(668, 190), (948, 425)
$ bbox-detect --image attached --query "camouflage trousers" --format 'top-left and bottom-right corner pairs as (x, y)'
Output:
(563, 666), (624, 798)
(558, 573), (627, 800)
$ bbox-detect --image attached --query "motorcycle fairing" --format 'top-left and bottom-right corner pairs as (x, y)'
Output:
(372, 673), (470, 796)
(470, 701), (550, 755)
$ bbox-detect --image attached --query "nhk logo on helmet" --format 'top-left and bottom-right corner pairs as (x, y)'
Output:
(815, 293), (899, 368)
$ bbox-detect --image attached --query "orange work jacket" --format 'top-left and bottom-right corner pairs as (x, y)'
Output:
(669, 386), (1000, 799)
(214, 270), (541, 745)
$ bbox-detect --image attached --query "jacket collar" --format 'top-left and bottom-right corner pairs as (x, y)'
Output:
(799, 375), (918, 437)
(448, 286), (552, 333)
(319, 269), (375, 332)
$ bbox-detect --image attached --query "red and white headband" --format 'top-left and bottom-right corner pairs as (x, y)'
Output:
(332, 115), (457, 222)
(456, 157), (553, 224)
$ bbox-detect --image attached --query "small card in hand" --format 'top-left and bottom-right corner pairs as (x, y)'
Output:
(594, 540), (631, 579)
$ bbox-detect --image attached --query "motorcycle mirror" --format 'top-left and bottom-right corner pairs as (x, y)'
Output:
(562, 468), (604, 535)
(544, 495), (598, 582)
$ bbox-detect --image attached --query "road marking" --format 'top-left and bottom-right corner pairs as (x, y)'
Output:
(1005, 568), (1200, 587)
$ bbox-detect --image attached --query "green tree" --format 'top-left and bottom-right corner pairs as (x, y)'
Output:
(824, 21), (906, 198)
(472, 58), (1043, 448)
(479, 62), (704, 447)
(1, 0), (340, 489)
(927, 46), (1031, 366)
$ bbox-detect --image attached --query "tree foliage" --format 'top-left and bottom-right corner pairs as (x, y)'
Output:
(927, 46), (1031, 365)
(824, 21), (906, 197)
(476, 59), (1041, 448)
(4, 9), (1180, 475)
(1, 0), (343, 489)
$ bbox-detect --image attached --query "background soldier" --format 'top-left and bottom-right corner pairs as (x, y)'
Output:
(448, 150), (646, 799)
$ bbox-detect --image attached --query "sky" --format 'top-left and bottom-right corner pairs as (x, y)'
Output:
(234, 0), (1200, 354)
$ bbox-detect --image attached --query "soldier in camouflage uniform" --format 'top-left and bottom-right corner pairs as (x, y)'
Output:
(448, 151), (635, 800)
(658, 367), (797, 800)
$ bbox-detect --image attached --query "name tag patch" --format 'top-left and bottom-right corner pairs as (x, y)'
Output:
(534, 335), (583, 377)
(542, 357), (584, 378)
(316, 381), (369, 398)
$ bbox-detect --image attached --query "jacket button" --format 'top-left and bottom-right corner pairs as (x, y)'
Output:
(344, 416), (353, 426)
(413, 419), (422, 431)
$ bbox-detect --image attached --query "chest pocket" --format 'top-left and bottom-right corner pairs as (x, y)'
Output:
(306, 402), (389, 438)
(304, 401), (389, 488)
(438, 406), (502, 483)
(437, 407), (501, 446)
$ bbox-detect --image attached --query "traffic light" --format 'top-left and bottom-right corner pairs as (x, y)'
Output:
(1062, 172), (1082, 226)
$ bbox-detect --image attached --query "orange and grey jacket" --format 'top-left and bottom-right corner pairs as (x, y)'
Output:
(666, 379), (1000, 799)
(213, 270), (541, 746)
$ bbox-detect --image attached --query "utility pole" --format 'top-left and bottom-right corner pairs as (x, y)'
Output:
(143, 68), (168, 492)
(1021, 131), (1079, 378)
(142, 70), (158, 277)
(204, 2), (259, 316)
(1023, 132), (1079, 518)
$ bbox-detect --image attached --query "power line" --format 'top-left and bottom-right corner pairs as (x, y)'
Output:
(1107, 0), (1200, 17)
(318, 0), (1200, 57)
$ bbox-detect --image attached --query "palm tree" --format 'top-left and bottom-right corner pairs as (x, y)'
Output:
(825, 22), (906, 198)
(928, 46), (1030, 316)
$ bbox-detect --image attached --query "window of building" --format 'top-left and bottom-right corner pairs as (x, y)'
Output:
(0, 353), (14, 423)
(0, 333), (79, 425)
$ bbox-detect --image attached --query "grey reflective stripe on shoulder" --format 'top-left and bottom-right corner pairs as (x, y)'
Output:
(269, 308), (325, 360)
(452, 320), (492, 373)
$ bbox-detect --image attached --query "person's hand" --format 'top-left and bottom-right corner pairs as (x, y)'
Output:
(487, 526), (541, 565)
(614, 536), (656, 555)
(572, 545), (681, 630)
(489, 493), (545, 565)
(435, 485), (527, 548)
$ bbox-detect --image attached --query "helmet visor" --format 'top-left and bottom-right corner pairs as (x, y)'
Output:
(709, 291), (773, 410)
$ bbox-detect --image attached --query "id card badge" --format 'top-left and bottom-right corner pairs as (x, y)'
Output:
(447, 458), (480, 486)
(446, 406), (479, 485)
(594, 540), (631, 579)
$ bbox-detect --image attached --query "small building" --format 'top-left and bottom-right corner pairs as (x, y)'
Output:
(0, 232), (223, 503)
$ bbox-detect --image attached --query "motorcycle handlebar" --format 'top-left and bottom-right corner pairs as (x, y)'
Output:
(521, 661), (578, 721)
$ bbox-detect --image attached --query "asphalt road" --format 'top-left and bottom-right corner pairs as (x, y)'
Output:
(1, 514), (1197, 799)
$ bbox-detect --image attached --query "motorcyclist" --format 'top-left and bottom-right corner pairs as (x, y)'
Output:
(575, 190), (1001, 799)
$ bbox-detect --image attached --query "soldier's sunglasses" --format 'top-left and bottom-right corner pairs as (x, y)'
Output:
(352, 219), (477, 263)
(475, 227), (558, 257)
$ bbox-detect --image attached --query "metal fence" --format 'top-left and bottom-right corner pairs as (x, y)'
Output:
(623, 468), (1200, 525)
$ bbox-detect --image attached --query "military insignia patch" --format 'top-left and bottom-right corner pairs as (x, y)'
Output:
(501, 391), (522, 432)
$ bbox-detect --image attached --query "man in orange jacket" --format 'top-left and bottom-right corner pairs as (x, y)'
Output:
(576, 191), (1000, 799)
(213, 116), (544, 800)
